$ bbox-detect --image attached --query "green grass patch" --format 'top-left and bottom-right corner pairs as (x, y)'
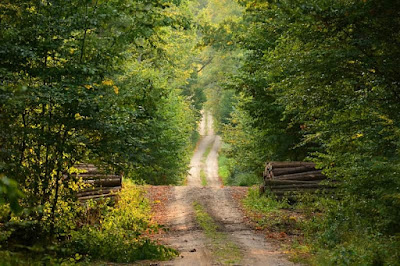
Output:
(204, 111), (208, 132)
(217, 142), (261, 186)
(202, 142), (213, 163)
(242, 188), (296, 232)
(242, 187), (289, 213)
(218, 154), (230, 185)
(200, 169), (208, 186)
(241, 188), (311, 263)
(193, 202), (242, 265)
(200, 139), (214, 187)
(233, 172), (260, 186)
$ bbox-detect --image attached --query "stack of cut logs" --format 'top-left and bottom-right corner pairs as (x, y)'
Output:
(70, 164), (122, 201)
(262, 161), (332, 198)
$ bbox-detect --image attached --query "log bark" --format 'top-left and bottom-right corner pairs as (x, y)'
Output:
(269, 166), (318, 177)
(264, 179), (321, 186)
(78, 194), (117, 201)
(272, 170), (325, 181)
(77, 186), (121, 197)
(267, 161), (316, 169)
(85, 178), (121, 187)
(64, 164), (114, 176)
(271, 188), (335, 195)
(269, 184), (333, 192)
(79, 174), (120, 180)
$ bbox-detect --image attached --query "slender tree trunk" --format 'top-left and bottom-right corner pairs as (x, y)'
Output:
(49, 129), (68, 237)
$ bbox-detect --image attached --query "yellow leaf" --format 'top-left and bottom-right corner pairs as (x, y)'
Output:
(352, 133), (364, 139)
(84, 84), (92, 89)
(102, 79), (114, 86)
(113, 85), (119, 94)
(75, 113), (84, 121)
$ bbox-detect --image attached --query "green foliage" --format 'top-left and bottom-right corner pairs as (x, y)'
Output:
(0, 175), (23, 213)
(66, 182), (178, 262)
(243, 188), (288, 214)
(213, 0), (400, 264)
(200, 169), (207, 186)
(0, 0), (204, 262)
(313, 233), (400, 266)
(217, 153), (231, 185)
(0, 0), (197, 229)
(0, 182), (177, 264)
(218, 103), (268, 186)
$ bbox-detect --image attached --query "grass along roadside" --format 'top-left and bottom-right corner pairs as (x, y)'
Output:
(241, 187), (400, 265)
(218, 154), (230, 185)
(193, 202), (242, 265)
(0, 181), (178, 265)
(241, 187), (315, 264)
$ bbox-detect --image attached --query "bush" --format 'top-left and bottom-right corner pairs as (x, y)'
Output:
(66, 181), (178, 263)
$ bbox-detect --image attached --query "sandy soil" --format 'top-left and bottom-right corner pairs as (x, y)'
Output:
(151, 111), (296, 266)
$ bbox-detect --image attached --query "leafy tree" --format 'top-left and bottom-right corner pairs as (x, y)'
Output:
(227, 0), (400, 263)
(0, 0), (195, 237)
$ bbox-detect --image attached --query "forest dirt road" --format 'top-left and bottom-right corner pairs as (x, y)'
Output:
(151, 111), (296, 266)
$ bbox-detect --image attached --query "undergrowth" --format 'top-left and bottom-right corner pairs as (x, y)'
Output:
(66, 181), (178, 263)
(0, 181), (177, 264)
(218, 154), (230, 185)
(242, 187), (400, 265)
(217, 143), (261, 186)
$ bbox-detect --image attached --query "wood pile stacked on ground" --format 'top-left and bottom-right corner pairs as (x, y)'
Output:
(261, 161), (333, 198)
(68, 164), (122, 201)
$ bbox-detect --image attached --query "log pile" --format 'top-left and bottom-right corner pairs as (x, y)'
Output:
(262, 161), (333, 198)
(68, 164), (122, 201)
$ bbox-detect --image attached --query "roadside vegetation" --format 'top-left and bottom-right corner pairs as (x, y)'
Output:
(207, 0), (400, 265)
(1, 0), (399, 264)
(243, 187), (400, 265)
(0, 0), (212, 263)
(0, 181), (177, 264)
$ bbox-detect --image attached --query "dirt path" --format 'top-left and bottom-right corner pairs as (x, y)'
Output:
(153, 111), (296, 266)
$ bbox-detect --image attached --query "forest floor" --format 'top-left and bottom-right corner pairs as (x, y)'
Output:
(145, 112), (296, 266)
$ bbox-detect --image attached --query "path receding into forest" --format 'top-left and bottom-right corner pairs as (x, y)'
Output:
(151, 111), (296, 266)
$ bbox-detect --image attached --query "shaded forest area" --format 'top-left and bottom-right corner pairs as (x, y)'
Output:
(210, 0), (400, 264)
(1, 0), (400, 265)
(0, 0), (209, 263)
